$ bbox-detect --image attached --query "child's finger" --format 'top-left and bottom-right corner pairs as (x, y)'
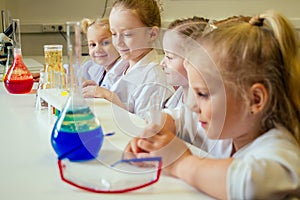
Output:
(82, 80), (97, 87)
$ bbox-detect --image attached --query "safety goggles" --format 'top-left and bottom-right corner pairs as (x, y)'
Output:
(57, 142), (162, 193)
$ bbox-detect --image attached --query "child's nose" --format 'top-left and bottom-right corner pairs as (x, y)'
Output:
(113, 35), (124, 47)
(160, 58), (167, 68)
(95, 44), (104, 52)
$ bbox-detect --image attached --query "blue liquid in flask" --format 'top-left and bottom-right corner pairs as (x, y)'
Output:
(51, 97), (104, 161)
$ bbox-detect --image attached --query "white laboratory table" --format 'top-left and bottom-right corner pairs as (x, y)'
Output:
(0, 84), (214, 200)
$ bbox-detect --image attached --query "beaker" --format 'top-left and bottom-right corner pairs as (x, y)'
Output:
(44, 44), (64, 89)
(51, 21), (104, 161)
(4, 19), (33, 94)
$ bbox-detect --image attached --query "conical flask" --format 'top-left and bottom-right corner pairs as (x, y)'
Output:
(51, 21), (104, 161)
(4, 19), (33, 94)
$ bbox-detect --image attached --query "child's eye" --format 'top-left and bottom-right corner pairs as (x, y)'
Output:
(101, 40), (111, 46)
(166, 55), (172, 60)
(197, 92), (209, 99)
(88, 43), (96, 47)
(123, 31), (133, 37)
(163, 54), (173, 61)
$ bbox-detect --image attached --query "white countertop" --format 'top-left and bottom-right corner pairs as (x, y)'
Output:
(0, 85), (214, 200)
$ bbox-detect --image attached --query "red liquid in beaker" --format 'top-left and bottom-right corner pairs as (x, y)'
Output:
(4, 78), (34, 94)
(4, 53), (34, 94)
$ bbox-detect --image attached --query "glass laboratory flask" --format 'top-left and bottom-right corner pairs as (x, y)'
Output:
(51, 21), (104, 161)
(4, 19), (33, 94)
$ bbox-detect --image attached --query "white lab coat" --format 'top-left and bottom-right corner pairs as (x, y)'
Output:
(110, 50), (174, 119)
(228, 126), (300, 199)
(101, 59), (129, 90)
(164, 86), (183, 109)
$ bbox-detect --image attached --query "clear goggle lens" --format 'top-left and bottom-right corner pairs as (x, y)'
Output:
(58, 156), (162, 193)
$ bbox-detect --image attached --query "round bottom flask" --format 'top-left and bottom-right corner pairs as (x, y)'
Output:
(51, 95), (104, 161)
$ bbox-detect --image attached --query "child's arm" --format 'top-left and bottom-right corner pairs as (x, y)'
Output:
(82, 84), (127, 110)
(161, 113), (176, 133)
(135, 123), (233, 200)
(174, 153), (232, 200)
(123, 113), (176, 158)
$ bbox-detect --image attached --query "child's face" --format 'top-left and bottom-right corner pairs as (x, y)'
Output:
(161, 51), (188, 86)
(161, 31), (188, 86)
(87, 26), (119, 67)
(185, 59), (253, 140)
(109, 7), (155, 65)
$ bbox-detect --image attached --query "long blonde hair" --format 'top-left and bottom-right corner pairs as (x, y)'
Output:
(199, 10), (300, 143)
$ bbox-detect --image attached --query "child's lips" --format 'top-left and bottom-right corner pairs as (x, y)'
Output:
(119, 49), (129, 53)
(94, 54), (107, 58)
(200, 121), (208, 128)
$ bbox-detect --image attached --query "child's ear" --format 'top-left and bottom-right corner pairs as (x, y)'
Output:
(149, 26), (159, 40)
(249, 83), (268, 114)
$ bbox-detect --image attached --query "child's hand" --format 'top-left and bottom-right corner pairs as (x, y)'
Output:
(123, 137), (148, 159)
(82, 85), (98, 98)
(131, 123), (192, 176)
(82, 85), (112, 100)
(82, 80), (97, 87)
(81, 80), (99, 97)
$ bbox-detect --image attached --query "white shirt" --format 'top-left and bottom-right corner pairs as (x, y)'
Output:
(228, 126), (300, 199)
(110, 50), (174, 119)
(163, 104), (232, 158)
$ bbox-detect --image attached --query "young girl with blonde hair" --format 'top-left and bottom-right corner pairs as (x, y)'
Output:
(80, 18), (128, 89)
(125, 10), (300, 199)
(162, 16), (208, 109)
(160, 16), (232, 157)
(83, 0), (173, 119)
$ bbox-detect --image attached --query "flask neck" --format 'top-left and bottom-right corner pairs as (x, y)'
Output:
(13, 48), (23, 57)
(12, 47), (25, 66)
(12, 19), (22, 49)
(5, 47), (13, 68)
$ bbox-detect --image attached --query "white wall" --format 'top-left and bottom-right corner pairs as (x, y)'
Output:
(4, 0), (110, 24)
(163, 0), (300, 23)
(0, 0), (6, 29)
(0, 0), (5, 11)
(4, 0), (300, 25)
(2, 0), (300, 57)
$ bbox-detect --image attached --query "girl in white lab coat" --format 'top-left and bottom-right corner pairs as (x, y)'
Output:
(82, 0), (173, 119)
(80, 18), (128, 89)
(125, 10), (300, 199)
(160, 16), (232, 157)
(162, 16), (208, 109)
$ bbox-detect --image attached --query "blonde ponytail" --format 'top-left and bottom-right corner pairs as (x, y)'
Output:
(81, 18), (95, 34)
(260, 10), (300, 142)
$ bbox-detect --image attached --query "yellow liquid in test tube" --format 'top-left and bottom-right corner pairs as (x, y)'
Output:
(44, 45), (65, 89)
